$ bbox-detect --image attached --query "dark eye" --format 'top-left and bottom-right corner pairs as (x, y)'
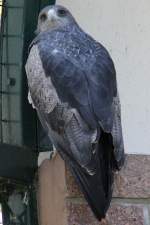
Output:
(57, 9), (66, 17)
(40, 13), (47, 22)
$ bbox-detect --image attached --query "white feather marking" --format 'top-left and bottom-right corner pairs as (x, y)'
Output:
(86, 168), (95, 176)
(91, 129), (97, 143)
(52, 49), (59, 54)
(28, 91), (36, 109)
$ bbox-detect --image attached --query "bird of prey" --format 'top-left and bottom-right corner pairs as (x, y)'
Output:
(25, 5), (125, 221)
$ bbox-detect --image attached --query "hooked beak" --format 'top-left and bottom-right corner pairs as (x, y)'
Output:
(47, 8), (56, 21)
(35, 8), (58, 35)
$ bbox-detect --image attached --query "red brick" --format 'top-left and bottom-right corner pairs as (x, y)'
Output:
(66, 200), (145, 225)
(107, 203), (144, 225)
(113, 155), (150, 198)
(66, 200), (100, 225)
(66, 166), (83, 197)
(66, 155), (150, 199)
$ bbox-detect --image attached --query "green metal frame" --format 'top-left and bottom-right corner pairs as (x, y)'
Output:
(0, 1), (56, 225)
(0, 0), (25, 147)
(0, 0), (55, 153)
(0, 0), (57, 176)
(0, 179), (38, 225)
(0, 0), (56, 180)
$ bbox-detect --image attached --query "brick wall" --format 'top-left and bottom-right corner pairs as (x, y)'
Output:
(38, 155), (150, 225)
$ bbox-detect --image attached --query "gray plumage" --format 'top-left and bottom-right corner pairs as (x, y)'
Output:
(25, 5), (125, 221)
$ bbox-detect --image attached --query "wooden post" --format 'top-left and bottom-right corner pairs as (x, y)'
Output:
(38, 155), (67, 225)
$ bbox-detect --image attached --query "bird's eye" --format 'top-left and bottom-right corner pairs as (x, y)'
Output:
(57, 9), (66, 17)
(40, 13), (47, 22)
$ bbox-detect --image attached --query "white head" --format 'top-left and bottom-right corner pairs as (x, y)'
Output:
(36, 5), (76, 33)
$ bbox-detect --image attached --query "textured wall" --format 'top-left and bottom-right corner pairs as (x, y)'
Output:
(66, 155), (150, 225)
(56, 0), (150, 155)
(38, 155), (150, 225)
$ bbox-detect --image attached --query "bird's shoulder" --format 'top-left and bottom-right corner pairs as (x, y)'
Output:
(30, 25), (113, 68)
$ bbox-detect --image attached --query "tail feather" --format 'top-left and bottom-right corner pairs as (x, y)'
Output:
(67, 132), (114, 221)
